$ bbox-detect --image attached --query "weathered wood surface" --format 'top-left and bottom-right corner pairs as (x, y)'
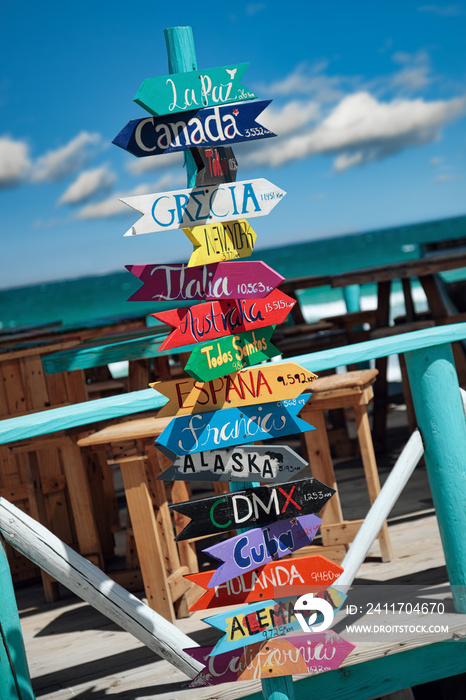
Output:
(186, 631), (355, 685)
(126, 261), (284, 302)
(203, 514), (322, 587)
(121, 179), (286, 236)
(154, 290), (296, 350)
(17, 514), (466, 700)
(41, 329), (194, 374)
(113, 100), (274, 157)
(153, 363), (317, 417)
(185, 327), (279, 381)
(184, 219), (257, 266)
(187, 556), (343, 612)
(158, 445), (308, 484)
(155, 396), (314, 458)
(134, 63), (255, 116)
(0, 499), (203, 678)
(193, 146), (238, 186)
(170, 478), (334, 540)
(280, 250), (466, 293)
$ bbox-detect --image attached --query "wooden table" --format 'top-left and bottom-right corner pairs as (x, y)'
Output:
(281, 249), (466, 445)
(0, 314), (154, 597)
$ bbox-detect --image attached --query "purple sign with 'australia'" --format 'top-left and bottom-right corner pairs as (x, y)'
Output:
(203, 513), (322, 587)
(125, 261), (284, 302)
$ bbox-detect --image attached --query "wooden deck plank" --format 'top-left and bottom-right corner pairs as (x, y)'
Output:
(16, 514), (466, 700)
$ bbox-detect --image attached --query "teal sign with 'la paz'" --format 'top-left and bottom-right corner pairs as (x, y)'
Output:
(134, 63), (255, 117)
(155, 396), (314, 459)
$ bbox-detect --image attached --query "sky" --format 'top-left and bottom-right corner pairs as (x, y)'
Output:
(1, 0), (465, 288)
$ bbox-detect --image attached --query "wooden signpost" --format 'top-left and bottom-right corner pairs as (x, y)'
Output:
(134, 63), (255, 116)
(152, 363), (317, 417)
(203, 513), (322, 587)
(184, 631), (356, 685)
(193, 146), (238, 186)
(186, 555), (344, 611)
(126, 261), (284, 303)
(169, 477), (335, 540)
(112, 100), (275, 157)
(183, 219), (257, 266)
(153, 289), (296, 350)
(184, 327), (279, 381)
(202, 593), (346, 656)
(116, 25), (350, 698)
(121, 179), (286, 236)
(158, 445), (308, 484)
(155, 396), (315, 458)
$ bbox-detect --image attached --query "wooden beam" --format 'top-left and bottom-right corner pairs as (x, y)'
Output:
(241, 639), (466, 700)
(0, 497), (203, 678)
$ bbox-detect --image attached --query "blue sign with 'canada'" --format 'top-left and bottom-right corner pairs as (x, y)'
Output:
(112, 100), (275, 157)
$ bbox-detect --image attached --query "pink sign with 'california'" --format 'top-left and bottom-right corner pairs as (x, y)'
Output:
(185, 630), (355, 685)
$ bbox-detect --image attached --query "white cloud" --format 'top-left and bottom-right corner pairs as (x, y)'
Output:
(0, 136), (32, 189)
(58, 165), (116, 205)
(418, 4), (464, 16)
(127, 151), (183, 175)
(390, 50), (432, 92)
(433, 173), (462, 182)
(259, 100), (321, 135)
(77, 172), (185, 220)
(31, 132), (101, 182)
(430, 156), (444, 166)
(239, 92), (466, 171)
(246, 3), (266, 15)
(256, 61), (348, 103)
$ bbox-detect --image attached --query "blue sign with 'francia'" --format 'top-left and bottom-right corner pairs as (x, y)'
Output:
(112, 100), (276, 157)
(155, 397), (314, 459)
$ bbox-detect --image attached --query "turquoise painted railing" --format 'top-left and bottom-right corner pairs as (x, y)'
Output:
(1, 322), (465, 700)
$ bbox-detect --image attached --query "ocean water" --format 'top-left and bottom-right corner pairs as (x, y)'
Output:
(1, 214), (465, 382)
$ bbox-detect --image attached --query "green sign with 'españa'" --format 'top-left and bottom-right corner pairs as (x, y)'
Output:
(184, 326), (279, 382)
(134, 63), (255, 117)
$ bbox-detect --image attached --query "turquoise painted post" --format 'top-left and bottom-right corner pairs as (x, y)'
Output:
(164, 26), (295, 698)
(0, 536), (35, 699)
(163, 27), (198, 188)
(342, 285), (361, 313)
(405, 343), (466, 613)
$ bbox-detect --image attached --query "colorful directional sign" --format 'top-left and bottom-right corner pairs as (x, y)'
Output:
(158, 445), (308, 484)
(121, 179), (286, 236)
(152, 363), (317, 418)
(185, 327), (279, 381)
(193, 146), (238, 186)
(125, 261), (284, 303)
(155, 396), (314, 458)
(203, 592), (346, 656)
(134, 63), (255, 116)
(203, 513), (322, 587)
(154, 289), (296, 350)
(186, 555), (343, 612)
(170, 477), (334, 540)
(113, 101), (275, 158)
(184, 219), (257, 266)
(185, 631), (356, 685)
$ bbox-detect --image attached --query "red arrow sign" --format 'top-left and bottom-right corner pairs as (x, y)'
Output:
(187, 555), (344, 612)
(153, 289), (296, 351)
